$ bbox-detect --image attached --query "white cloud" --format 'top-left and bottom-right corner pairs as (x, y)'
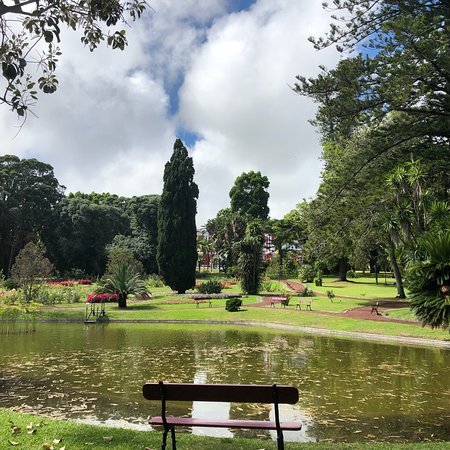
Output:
(0, 0), (339, 225)
(179, 0), (339, 224)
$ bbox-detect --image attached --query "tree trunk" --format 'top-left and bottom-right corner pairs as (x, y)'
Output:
(337, 258), (348, 281)
(118, 293), (127, 308)
(388, 239), (406, 299)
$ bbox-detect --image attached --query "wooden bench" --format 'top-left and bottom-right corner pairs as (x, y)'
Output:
(194, 299), (212, 308)
(270, 297), (289, 308)
(296, 299), (312, 310)
(143, 381), (301, 450)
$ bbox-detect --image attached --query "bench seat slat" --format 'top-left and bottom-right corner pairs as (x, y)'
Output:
(148, 416), (302, 431)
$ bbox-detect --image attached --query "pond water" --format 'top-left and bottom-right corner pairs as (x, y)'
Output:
(0, 323), (449, 444)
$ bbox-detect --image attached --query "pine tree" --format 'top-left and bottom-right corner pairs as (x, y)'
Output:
(157, 139), (199, 294)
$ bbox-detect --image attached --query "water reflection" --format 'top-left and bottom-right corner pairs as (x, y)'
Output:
(0, 323), (449, 443)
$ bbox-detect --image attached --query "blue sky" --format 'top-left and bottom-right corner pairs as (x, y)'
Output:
(0, 0), (341, 225)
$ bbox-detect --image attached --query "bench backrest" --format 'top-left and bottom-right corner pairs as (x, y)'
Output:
(143, 383), (298, 404)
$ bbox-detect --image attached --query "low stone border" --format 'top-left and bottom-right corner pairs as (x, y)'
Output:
(183, 293), (241, 300)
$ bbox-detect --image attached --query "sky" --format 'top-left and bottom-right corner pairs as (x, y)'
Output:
(0, 0), (341, 226)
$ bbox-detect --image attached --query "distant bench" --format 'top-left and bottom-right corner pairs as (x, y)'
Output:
(194, 299), (212, 308)
(296, 299), (312, 310)
(270, 297), (289, 308)
(143, 381), (301, 450)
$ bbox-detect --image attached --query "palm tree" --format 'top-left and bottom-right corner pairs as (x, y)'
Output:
(406, 231), (450, 329)
(96, 262), (150, 308)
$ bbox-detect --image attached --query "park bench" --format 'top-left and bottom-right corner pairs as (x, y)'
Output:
(143, 381), (301, 450)
(194, 299), (212, 308)
(296, 299), (312, 310)
(270, 297), (289, 308)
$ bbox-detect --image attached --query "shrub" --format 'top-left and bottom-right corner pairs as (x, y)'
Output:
(265, 255), (299, 279)
(226, 266), (239, 278)
(197, 279), (223, 294)
(261, 279), (288, 294)
(3, 278), (19, 290)
(35, 285), (85, 305)
(347, 270), (356, 278)
(327, 290), (335, 301)
(146, 274), (165, 288)
(302, 286), (314, 297)
(225, 298), (242, 312)
(314, 277), (322, 286)
(298, 264), (315, 283)
(195, 271), (211, 279)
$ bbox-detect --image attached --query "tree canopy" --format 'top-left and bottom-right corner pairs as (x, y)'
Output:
(293, 0), (449, 320)
(0, 155), (64, 277)
(0, 0), (148, 116)
(230, 171), (270, 221)
(157, 139), (199, 294)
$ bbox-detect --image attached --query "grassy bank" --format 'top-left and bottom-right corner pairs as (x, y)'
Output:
(37, 296), (450, 341)
(1, 409), (448, 450)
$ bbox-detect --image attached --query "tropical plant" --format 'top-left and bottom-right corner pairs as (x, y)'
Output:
(95, 261), (150, 308)
(406, 231), (450, 329)
(237, 221), (265, 295)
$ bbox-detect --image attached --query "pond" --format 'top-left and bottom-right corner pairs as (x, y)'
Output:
(0, 323), (449, 444)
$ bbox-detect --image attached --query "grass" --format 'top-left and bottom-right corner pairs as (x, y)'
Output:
(1, 409), (448, 450)
(386, 308), (418, 321)
(297, 276), (399, 300)
(37, 295), (450, 341)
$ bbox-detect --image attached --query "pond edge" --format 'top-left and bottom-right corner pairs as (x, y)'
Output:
(38, 318), (450, 349)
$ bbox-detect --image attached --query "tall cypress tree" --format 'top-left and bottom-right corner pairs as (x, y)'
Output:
(157, 139), (199, 294)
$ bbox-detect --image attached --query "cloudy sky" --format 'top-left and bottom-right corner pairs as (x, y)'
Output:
(1, 0), (340, 225)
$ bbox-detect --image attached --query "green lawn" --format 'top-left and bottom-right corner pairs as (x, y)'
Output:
(38, 296), (450, 341)
(1, 409), (448, 450)
(295, 276), (400, 299)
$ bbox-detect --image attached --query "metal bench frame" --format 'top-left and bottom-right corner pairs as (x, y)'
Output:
(143, 381), (301, 450)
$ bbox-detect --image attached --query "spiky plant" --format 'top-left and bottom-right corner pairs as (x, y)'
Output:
(96, 262), (150, 308)
(406, 231), (450, 329)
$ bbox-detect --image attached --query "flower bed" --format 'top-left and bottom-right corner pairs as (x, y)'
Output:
(86, 293), (118, 303)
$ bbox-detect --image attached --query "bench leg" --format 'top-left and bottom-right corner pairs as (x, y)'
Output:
(171, 425), (177, 450)
(296, 304), (301, 310)
(161, 425), (176, 450)
(276, 430), (285, 450)
(162, 428), (168, 450)
(307, 305), (311, 310)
